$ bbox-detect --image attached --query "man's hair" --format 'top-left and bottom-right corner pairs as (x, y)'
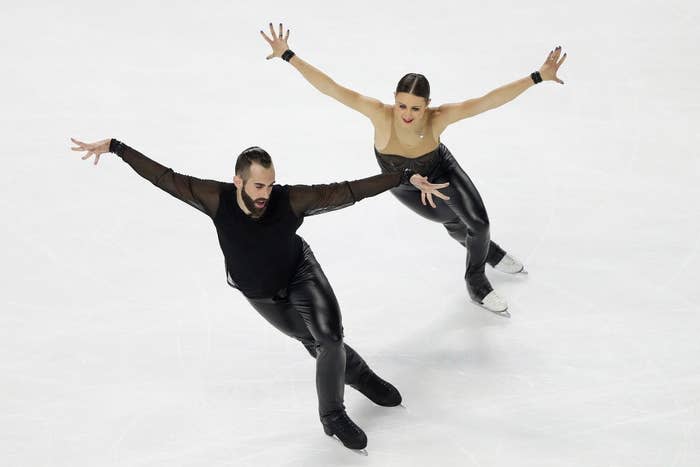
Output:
(235, 146), (273, 178)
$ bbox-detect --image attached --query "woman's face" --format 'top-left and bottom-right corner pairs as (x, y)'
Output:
(394, 92), (429, 127)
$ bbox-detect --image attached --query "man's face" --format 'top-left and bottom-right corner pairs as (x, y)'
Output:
(234, 163), (276, 218)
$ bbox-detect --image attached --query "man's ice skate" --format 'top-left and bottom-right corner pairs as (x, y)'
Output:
(350, 370), (402, 407)
(321, 410), (368, 451)
(493, 253), (527, 275)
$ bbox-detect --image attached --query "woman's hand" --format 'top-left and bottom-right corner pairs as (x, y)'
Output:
(260, 22), (291, 60)
(70, 137), (111, 165)
(409, 175), (450, 208)
(539, 46), (567, 84)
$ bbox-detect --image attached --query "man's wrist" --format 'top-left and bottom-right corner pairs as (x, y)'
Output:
(400, 168), (416, 185)
(109, 138), (126, 156)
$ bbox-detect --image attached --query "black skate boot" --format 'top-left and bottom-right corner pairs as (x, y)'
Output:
(321, 410), (367, 450)
(350, 370), (402, 407)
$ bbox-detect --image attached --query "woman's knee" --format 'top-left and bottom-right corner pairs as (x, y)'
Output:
(470, 215), (490, 236)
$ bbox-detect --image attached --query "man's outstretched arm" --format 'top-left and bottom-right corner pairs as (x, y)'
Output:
(70, 138), (224, 218)
(288, 169), (450, 217)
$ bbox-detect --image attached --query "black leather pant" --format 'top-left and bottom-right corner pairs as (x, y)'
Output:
(382, 145), (506, 300)
(246, 241), (371, 417)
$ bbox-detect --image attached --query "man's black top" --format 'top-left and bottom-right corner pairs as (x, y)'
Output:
(110, 140), (409, 298)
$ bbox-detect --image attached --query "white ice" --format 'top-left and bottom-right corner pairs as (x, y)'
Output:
(1, 1), (699, 466)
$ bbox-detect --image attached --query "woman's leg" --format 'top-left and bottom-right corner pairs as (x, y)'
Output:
(387, 152), (502, 301)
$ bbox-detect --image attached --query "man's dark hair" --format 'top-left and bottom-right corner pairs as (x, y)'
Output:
(235, 146), (273, 178)
(395, 73), (431, 101)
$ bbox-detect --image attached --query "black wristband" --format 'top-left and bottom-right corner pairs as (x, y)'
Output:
(400, 168), (416, 185)
(109, 138), (126, 157)
(530, 71), (543, 84)
(281, 49), (295, 62)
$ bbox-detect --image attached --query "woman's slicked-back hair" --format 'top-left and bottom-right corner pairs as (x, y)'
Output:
(235, 146), (273, 178)
(395, 73), (430, 100)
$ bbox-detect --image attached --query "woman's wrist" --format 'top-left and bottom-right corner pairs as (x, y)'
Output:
(281, 49), (295, 62)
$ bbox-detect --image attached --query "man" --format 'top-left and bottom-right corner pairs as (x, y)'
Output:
(69, 137), (449, 450)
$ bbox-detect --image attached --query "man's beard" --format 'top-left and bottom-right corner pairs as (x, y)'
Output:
(241, 185), (268, 218)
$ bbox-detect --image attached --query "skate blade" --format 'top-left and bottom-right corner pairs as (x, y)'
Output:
(328, 435), (368, 456)
(496, 267), (528, 275)
(472, 300), (511, 318)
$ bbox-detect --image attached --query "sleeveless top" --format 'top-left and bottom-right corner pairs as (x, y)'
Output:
(374, 113), (444, 179)
(374, 145), (445, 178)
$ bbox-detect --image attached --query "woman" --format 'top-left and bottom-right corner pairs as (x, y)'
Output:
(260, 23), (567, 314)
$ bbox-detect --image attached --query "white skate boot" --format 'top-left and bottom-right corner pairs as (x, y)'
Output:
(478, 290), (509, 316)
(494, 253), (527, 275)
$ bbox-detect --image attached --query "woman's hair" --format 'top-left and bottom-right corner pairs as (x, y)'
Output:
(235, 146), (273, 177)
(395, 73), (430, 100)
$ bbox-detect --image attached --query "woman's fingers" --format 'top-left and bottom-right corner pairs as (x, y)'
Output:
(278, 23), (283, 38)
(427, 192), (436, 208)
(268, 22), (276, 39)
(552, 46), (561, 61)
(558, 52), (567, 66)
(81, 152), (93, 160)
(421, 191), (426, 206)
(284, 28), (290, 41)
(94, 154), (100, 165)
(260, 30), (273, 44)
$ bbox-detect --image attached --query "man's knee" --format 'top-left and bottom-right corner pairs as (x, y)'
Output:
(314, 328), (344, 352)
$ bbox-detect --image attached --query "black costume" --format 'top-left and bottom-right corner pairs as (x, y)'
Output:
(110, 140), (405, 422)
(375, 143), (506, 301)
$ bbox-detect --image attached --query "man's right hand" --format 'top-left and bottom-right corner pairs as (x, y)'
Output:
(70, 137), (111, 165)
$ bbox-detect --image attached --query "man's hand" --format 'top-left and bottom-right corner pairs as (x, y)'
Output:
(70, 138), (111, 165)
(410, 174), (450, 208)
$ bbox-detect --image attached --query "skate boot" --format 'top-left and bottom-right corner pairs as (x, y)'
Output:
(493, 253), (526, 274)
(321, 410), (367, 450)
(467, 273), (509, 315)
(480, 290), (509, 314)
(350, 370), (402, 407)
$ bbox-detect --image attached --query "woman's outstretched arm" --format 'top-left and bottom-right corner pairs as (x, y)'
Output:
(431, 46), (568, 135)
(260, 22), (384, 122)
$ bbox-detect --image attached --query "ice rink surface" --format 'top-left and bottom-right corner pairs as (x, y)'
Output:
(2, 1), (699, 465)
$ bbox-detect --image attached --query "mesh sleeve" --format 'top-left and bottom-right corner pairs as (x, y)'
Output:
(288, 171), (404, 217)
(110, 139), (224, 218)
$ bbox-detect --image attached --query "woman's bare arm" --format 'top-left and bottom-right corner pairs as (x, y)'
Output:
(260, 23), (384, 123)
(431, 46), (567, 135)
